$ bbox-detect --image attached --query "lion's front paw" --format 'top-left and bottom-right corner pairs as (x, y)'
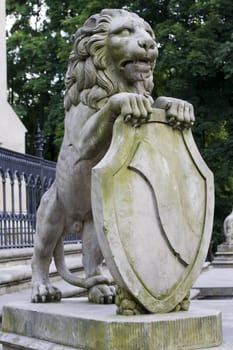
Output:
(88, 284), (116, 304)
(154, 96), (195, 129)
(115, 287), (148, 315)
(31, 282), (62, 303)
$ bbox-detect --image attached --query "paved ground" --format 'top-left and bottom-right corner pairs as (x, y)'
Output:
(0, 266), (233, 349)
(192, 266), (233, 349)
(0, 278), (86, 318)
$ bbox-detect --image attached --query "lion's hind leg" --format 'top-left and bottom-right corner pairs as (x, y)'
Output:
(31, 184), (64, 303)
(82, 219), (116, 304)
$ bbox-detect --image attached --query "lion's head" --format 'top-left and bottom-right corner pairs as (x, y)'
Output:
(64, 9), (158, 111)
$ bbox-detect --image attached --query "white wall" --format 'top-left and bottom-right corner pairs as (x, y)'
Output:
(0, 0), (27, 153)
(0, 102), (27, 153)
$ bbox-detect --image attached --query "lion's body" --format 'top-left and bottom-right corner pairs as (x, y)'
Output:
(31, 9), (194, 304)
(55, 104), (106, 224)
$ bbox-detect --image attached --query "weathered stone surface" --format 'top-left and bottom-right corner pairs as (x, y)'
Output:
(0, 333), (76, 350)
(0, 298), (222, 350)
(92, 108), (214, 313)
(31, 7), (161, 305)
(30, 8), (198, 309)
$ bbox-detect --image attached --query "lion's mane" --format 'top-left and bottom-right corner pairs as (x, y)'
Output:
(64, 9), (154, 112)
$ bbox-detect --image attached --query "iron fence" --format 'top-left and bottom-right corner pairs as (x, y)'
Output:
(0, 147), (80, 248)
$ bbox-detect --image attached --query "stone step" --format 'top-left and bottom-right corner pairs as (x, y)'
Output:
(0, 243), (82, 268)
(211, 243), (233, 267)
(0, 243), (83, 295)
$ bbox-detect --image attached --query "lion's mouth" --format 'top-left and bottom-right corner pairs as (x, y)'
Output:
(121, 60), (153, 72)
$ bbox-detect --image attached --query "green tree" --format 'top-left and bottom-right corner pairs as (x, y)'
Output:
(154, 0), (233, 249)
(6, 0), (233, 250)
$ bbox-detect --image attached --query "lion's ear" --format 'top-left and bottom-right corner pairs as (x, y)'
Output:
(84, 15), (99, 31)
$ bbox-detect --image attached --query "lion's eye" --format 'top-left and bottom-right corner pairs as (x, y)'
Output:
(146, 30), (154, 38)
(114, 27), (132, 36)
(120, 28), (132, 35)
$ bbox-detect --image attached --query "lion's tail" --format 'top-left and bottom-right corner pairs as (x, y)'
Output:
(53, 237), (109, 289)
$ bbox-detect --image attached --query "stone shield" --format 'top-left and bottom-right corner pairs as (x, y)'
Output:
(92, 108), (214, 313)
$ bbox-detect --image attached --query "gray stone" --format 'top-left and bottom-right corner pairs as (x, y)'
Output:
(92, 107), (214, 314)
(30, 8), (202, 311)
(0, 298), (222, 350)
(212, 247), (233, 268)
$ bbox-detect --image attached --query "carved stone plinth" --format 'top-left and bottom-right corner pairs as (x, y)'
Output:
(212, 243), (233, 267)
(0, 298), (222, 350)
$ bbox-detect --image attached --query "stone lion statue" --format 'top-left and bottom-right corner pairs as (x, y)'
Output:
(31, 8), (195, 303)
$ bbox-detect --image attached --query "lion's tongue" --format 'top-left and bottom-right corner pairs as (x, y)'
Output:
(123, 61), (151, 82)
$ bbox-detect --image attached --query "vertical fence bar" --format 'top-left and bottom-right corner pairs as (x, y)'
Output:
(17, 171), (23, 247)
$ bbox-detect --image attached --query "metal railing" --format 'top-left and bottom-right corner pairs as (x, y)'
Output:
(0, 147), (79, 248)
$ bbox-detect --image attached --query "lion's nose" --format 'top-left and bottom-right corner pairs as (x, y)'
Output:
(137, 38), (155, 51)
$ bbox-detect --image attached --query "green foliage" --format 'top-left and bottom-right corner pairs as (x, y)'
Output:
(6, 0), (233, 250)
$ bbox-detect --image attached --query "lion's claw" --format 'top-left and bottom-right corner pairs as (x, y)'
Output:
(31, 283), (62, 303)
(88, 284), (116, 304)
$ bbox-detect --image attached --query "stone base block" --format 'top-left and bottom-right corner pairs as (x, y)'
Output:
(0, 298), (222, 350)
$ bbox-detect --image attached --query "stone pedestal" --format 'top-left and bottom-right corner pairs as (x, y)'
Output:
(0, 298), (222, 350)
(212, 243), (233, 267)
